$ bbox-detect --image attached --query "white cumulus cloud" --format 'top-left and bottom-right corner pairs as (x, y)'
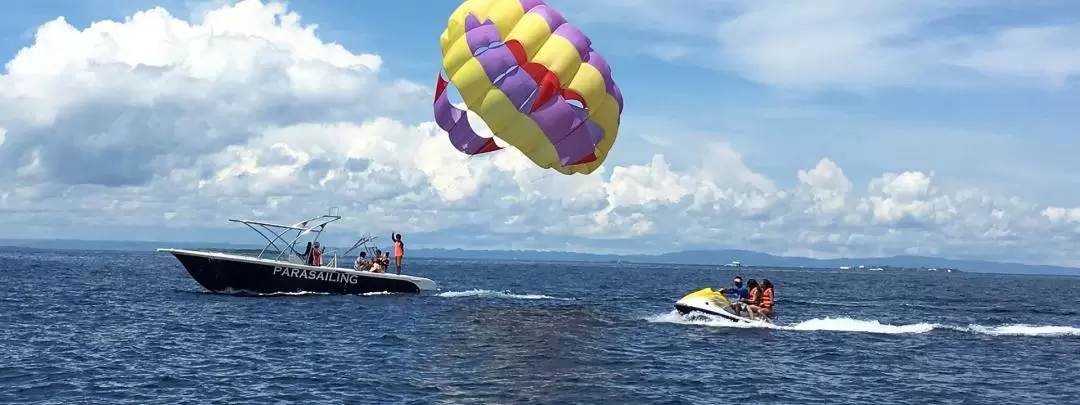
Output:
(1, 0), (1079, 266)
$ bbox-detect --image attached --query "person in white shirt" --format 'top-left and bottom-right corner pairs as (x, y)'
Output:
(354, 251), (371, 271)
(370, 249), (386, 273)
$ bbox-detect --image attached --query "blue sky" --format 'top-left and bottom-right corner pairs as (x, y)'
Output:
(2, 0), (1080, 265)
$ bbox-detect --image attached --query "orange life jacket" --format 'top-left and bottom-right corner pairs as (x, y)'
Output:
(748, 287), (760, 304)
(760, 287), (774, 308)
(312, 249), (322, 266)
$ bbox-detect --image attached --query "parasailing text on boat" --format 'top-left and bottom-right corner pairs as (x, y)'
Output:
(272, 266), (362, 284)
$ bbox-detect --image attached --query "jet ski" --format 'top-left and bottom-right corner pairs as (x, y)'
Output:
(674, 288), (772, 324)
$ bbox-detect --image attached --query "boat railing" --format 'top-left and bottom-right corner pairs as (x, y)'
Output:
(327, 234), (379, 270)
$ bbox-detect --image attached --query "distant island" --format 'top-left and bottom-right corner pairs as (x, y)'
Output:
(1, 238), (1077, 276)
(396, 248), (1066, 275)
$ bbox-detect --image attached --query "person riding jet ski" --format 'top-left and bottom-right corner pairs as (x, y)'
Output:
(718, 276), (749, 315)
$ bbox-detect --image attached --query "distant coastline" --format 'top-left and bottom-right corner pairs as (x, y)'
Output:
(1, 238), (1077, 276)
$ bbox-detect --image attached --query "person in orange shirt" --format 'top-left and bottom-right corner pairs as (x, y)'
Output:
(748, 279), (774, 320)
(311, 241), (324, 267)
(392, 232), (405, 274)
(742, 279), (761, 311)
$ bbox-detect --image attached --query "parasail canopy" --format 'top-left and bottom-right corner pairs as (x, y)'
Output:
(434, 0), (624, 175)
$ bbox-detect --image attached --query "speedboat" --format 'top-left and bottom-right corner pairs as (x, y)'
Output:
(674, 288), (771, 324)
(157, 209), (437, 295)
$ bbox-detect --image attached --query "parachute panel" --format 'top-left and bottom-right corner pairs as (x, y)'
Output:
(530, 34), (582, 89)
(565, 62), (608, 118)
(442, 34), (475, 78)
(479, 94), (560, 168)
(480, 0), (527, 39)
(504, 12), (554, 61)
(575, 90), (623, 172)
(434, 74), (503, 156)
(449, 58), (496, 107)
(444, 0), (527, 48)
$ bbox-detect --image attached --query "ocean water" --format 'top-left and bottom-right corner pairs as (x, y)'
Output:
(2, 248), (1079, 404)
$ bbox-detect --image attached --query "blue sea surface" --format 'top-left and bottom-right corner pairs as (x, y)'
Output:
(2, 248), (1079, 404)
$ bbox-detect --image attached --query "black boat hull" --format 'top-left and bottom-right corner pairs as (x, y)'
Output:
(163, 249), (434, 294)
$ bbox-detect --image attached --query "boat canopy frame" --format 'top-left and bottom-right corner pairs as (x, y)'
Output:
(227, 207), (384, 267)
(229, 208), (344, 262)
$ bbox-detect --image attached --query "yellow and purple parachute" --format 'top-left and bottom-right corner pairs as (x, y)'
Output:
(434, 0), (624, 175)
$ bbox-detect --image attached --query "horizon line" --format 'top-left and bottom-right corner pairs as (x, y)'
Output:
(1, 236), (1078, 272)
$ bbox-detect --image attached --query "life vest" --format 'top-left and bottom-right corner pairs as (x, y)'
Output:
(312, 248), (322, 266)
(747, 287), (760, 304)
(394, 240), (404, 257)
(760, 287), (774, 308)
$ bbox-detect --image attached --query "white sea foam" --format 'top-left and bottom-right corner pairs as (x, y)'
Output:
(215, 288), (331, 296)
(647, 311), (1080, 337)
(361, 291), (396, 296)
(436, 289), (573, 301)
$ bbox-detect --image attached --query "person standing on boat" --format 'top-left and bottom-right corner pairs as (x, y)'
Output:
(300, 241), (313, 264)
(392, 232), (405, 274)
(311, 241), (324, 267)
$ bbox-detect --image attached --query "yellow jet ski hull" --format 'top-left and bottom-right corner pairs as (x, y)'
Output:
(673, 288), (770, 324)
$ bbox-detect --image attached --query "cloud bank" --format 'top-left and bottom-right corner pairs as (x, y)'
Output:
(1, 0), (1078, 266)
(571, 0), (1080, 90)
